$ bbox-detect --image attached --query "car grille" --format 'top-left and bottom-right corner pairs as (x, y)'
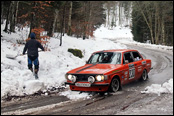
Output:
(74, 74), (96, 82)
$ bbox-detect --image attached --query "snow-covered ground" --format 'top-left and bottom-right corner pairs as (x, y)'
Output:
(1, 24), (173, 101)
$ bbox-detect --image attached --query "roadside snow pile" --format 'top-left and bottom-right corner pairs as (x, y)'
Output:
(113, 36), (173, 53)
(127, 41), (173, 52)
(59, 90), (91, 100)
(23, 80), (45, 95)
(141, 78), (173, 95)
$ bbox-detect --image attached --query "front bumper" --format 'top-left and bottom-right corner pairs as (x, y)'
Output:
(65, 82), (109, 86)
(65, 82), (110, 92)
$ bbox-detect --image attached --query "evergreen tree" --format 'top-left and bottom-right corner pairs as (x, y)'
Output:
(132, 3), (150, 43)
(132, 1), (173, 45)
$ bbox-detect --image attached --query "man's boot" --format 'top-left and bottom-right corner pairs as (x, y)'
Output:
(29, 68), (33, 72)
(34, 69), (39, 79)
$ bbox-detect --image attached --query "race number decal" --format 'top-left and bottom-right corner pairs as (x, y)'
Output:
(128, 64), (135, 79)
(142, 61), (146, 65)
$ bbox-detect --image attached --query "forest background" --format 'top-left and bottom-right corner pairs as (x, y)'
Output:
(1, 1), (173, 46)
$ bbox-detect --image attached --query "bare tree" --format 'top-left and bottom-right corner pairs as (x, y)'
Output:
(67, 1), (72, 36)
(135, 1), (155, 44)
(1, 1), (4, 24)
(4, 1), (12, 33)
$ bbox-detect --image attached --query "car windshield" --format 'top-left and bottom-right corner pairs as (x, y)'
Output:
(87, 52), (121, 64)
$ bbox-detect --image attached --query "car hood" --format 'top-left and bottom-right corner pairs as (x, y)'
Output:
(67, 64), (122, 74)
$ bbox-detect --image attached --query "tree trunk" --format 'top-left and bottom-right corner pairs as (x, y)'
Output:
(107, 5), (110, 28)
(112, 3), (116, 28)
(136, 1), (155, 44)
(149, 13), (155, 44)
(48, 9), (59, 37)
(29, 2), (36, 38)
(87, 1), (92, 38)
(119, 2), (121, 26)
(60, 4), (66, 46)
(10, 1), (15, 33)
(1, 1), (4, 24)
(4, 2), (12, 33)
(67, 1), (72, 36)
(114, 3), (117, 26)
(62, 4), (66, 36)
(83, 2), (87, 40)
(15, 1), (19, 26)
(154, 4), (158, 44)
(53, 9), (59, 36)
(161, 17), (165, 44)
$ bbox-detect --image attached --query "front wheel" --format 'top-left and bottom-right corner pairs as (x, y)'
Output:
(109, 78), (120, 92)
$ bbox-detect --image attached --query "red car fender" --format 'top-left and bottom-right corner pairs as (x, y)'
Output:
(108, 73), (122, 85)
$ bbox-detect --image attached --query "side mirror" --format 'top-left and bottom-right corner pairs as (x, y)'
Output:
(125, 60), (129, 64)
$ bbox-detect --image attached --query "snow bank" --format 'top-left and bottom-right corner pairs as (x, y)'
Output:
(59, 90), (91, 100)
(141, 79), (173, 95)
(124, 40), (173, 52)
(23, 80), (45, 95)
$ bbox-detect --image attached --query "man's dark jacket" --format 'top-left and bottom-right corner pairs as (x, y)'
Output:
(23, 33), (44, 57)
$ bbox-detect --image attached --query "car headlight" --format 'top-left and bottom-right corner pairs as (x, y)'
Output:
(67, 74), (72, 80)
(95, 75), (105, 81)
(66, 74), (76, 83)
(71, 75), (76, 83)
(88, 76), (95, 84)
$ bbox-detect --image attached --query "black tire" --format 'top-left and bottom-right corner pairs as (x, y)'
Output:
(109, 77), (120, 92)
(140, 69), (148, 81)
(99, 92), (105, 96)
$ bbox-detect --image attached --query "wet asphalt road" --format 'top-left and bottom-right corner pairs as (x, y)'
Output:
(1, 43), (173, 115)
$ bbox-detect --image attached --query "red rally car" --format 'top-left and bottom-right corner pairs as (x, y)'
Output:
(65, 49), (152, 93)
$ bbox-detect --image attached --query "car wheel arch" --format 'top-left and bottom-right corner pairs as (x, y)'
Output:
(110, 74), (121, 84)
(108, 75), (122, 92)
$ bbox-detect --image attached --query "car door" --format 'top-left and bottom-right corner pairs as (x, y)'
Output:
(131, 51), (143, 79)
(123, 52), (136, 83)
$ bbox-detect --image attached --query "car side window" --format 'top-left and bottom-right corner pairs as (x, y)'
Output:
(123, 52), (134, 64)
(132, 52), (142, 61)
(111, 53), (121, 64)
(89, 54), (99, 63)
(116, 53), (121, 64)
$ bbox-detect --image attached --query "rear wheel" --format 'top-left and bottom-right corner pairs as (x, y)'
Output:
(109, 78), (120, 92)
(140, 69), (148, 81)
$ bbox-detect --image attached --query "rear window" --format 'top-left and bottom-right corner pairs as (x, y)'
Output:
(132, 52), (142, 61)
(123, 52), (134, 64)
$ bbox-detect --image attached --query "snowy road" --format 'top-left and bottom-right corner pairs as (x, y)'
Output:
(1, 43), (173, 115)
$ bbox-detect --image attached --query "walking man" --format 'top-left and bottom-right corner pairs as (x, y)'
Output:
(23, 32), (45, 79)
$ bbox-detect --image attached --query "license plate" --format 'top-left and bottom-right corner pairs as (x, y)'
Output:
(75, 83), (91, 87)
